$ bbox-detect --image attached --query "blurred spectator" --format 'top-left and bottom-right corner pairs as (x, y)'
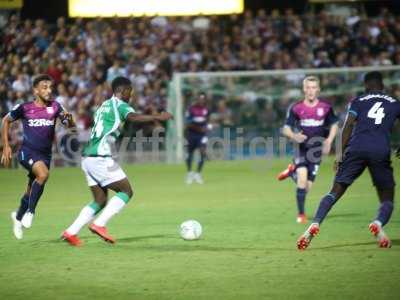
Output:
(75, 102), (92, 143)
(55, 83), (70, 109)
(107, 60), (127, 83)
(12, 74), (30, 93)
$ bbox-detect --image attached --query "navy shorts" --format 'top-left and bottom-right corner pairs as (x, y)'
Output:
(335, 151), (395, 189)
(18, 147), (51, 179)
(187, 133), (208, 152)
(293, 146), (322, 182)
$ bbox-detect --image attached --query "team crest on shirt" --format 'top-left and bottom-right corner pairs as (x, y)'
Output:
(46, 107), (54, 114)
(317, 108), (324, 116)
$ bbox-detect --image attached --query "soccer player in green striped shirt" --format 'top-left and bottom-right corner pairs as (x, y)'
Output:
(62, 76), (172, 246)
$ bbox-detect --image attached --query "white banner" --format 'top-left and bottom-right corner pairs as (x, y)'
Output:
(69, 0), (243, 17)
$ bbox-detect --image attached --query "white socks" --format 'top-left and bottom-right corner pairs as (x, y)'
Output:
(66, 193), (130, 235)
(93, 195), (127, 227)
(66, 205), (97, 235)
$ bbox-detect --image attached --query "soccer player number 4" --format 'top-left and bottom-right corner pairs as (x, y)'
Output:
(367, 102), (385, 124)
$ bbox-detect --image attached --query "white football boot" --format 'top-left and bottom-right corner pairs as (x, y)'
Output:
(186, 172), (195, 185)
(21, 212), (34, 229)
(11, 212), (23, 239)
(193, 172), (204, 184)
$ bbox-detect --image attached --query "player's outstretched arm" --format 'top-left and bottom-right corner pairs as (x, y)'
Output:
(1, 115), (13, 167)
(126, 111), (173, 123)
(323, 123), (339, 155)
(282, 125), (307, 144)
(336, 113), (356, 165)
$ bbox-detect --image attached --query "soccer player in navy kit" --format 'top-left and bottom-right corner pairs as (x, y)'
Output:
(1, 74), (75, 239)
(278, 76), (339, 223)
(297, 71), (400, 250)
(185, 92), (210, 184)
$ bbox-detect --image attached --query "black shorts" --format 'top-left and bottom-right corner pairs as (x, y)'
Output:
(18, 147), (51, 180)
(335, 151), (395, 189)
(187, 133), (208, 152)
(293, 147), (322, 182)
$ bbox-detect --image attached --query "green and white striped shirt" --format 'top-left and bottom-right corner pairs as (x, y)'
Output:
(83, 96), (135, 157)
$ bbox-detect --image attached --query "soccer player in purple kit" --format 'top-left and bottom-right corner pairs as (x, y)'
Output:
(277, 76), (339, 223)
(1, 74), (75, 239)
(297, 71), (400, 250)
(185, 92), (210, 184)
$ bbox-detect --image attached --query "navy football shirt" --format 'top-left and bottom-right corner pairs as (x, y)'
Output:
(347, 92), (400, 157)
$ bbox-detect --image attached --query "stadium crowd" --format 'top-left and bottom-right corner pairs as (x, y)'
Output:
(1, 7), (400, 149)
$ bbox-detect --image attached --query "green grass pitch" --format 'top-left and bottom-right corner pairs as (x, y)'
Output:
(0, 158), (399, 299)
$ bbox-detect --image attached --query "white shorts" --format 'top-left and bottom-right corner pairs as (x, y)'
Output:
(81, 157), (127, 187)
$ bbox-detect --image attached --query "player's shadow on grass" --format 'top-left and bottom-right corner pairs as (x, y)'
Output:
(392, 239), (400, 246)
(39, 234), (174, 244)
(117, 235), (262, 252)
(325, 213), (362, 220)
(315, 238), (400, 250)
(43, 236), (266, 252)
(131, 244), (261, 252)
(117, 234), (175, 243)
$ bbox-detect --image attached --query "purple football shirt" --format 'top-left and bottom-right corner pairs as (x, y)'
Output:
(285, 99), (338, 141)
(186, 104), (209, 134)
(8, 100), (64, 155)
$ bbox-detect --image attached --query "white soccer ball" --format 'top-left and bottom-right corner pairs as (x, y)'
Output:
(180, 220), (202, 240)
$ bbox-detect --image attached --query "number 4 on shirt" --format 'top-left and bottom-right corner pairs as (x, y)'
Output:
(367, 102), (385, 124)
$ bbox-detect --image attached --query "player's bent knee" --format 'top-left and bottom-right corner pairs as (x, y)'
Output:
(124, 189), (133, 200)
(117, 191), (132, 204)
(120, 183), (133, 199)
(36, 172), (49, 185)
(297, 178), (308, 189)
(296, 168), (308, 186)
